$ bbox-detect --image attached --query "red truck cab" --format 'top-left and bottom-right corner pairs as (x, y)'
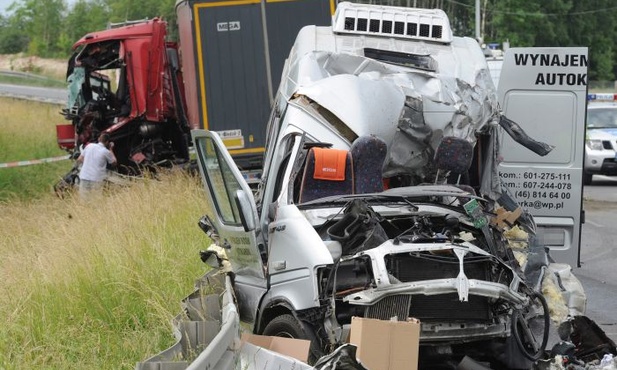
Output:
(60, 18), (191, 175)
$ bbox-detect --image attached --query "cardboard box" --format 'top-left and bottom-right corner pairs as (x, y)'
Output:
(241, 333), (310, 363)
(349, 317), (420, 370)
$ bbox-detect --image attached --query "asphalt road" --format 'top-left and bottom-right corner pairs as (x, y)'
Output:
(578, 175), (617, 344)
(0, 82), (66, 104)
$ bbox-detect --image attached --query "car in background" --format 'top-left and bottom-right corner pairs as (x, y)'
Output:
(584, 93), (617, 184)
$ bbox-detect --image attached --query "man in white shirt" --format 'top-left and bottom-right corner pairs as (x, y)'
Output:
(77, 133), (117, 199)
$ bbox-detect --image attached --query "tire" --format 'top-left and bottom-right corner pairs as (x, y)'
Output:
(583, 172), (593, 185)
(262, 314), (324, 364)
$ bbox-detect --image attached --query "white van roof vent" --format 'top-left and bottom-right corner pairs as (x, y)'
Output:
(333, 2), (453, 44)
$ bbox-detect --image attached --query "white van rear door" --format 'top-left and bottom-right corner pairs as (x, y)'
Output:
(497, 47), (588, 268)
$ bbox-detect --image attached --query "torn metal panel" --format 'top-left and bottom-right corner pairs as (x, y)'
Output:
(295, 74), (405, 144)
(279, 25), (503, 185)
(480, 126), (503, 200)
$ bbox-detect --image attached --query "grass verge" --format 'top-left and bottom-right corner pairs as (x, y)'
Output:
(0, 172), (210, 369)
(0, 97), (73, 201)
(1, 97), (213, 369)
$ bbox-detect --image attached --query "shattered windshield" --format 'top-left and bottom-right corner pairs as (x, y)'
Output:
(76, 41), (122, 70)
(66, 66), (86, 114)
(65, 67), (111, 114)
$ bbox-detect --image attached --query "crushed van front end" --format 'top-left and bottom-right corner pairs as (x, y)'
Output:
(303, 192), (549, 368)
(344, 242), (527, 342)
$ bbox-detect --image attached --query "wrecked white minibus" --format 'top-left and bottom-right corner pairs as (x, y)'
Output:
(179, 2), (588, 369)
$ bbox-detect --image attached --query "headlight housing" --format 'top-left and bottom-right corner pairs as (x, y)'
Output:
(586, 139), (604, 151)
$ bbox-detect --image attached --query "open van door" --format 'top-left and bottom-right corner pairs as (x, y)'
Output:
(497, 47), (588, 268)
(192, 129), (267, 321)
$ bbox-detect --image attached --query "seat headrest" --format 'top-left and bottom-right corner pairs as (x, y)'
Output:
(312, 147), (349, 181)
(434, 136), (473, 174)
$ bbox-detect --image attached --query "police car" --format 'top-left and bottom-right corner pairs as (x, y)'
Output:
(585, 93), (617, 184)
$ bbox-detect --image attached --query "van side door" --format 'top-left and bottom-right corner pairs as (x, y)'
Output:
(192, 129), (267, 322)
(497, 47), (588, 267)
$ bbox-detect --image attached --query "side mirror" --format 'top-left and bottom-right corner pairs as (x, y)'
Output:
(235, 189), (255, 232)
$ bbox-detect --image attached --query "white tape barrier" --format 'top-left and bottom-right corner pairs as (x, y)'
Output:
(0, 155), (70, 168)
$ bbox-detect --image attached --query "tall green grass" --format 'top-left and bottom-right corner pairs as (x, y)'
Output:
(0, 97), (213, 368)
(0, 172), (210, 369)
(0, 97), (73, 201)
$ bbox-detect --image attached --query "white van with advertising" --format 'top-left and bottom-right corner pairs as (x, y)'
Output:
(497, 49), (587, 268)
(192, 2), (588, 368)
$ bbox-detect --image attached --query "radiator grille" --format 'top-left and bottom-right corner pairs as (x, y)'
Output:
(365, 295), (412, 321)
(384, 252), (493, 322)
(409, 293), (490, 321)
(386, 253), (491, 282)
(602, 140), (614, 150)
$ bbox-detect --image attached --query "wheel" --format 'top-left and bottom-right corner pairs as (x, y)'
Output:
(583, 172), (593, 185)
(262, 314), (324, 364)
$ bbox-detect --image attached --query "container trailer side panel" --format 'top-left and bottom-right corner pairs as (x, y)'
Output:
(180, 0), (334, 160)
(194, 1), (271, 154)
(265, 0), (334, 95)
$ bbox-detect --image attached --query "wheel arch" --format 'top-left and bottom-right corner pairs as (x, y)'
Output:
(255, 298), (296, 334)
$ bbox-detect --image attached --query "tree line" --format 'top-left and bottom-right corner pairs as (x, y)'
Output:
(1, 0), (615, 81)
(0, 0), (176, 59)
